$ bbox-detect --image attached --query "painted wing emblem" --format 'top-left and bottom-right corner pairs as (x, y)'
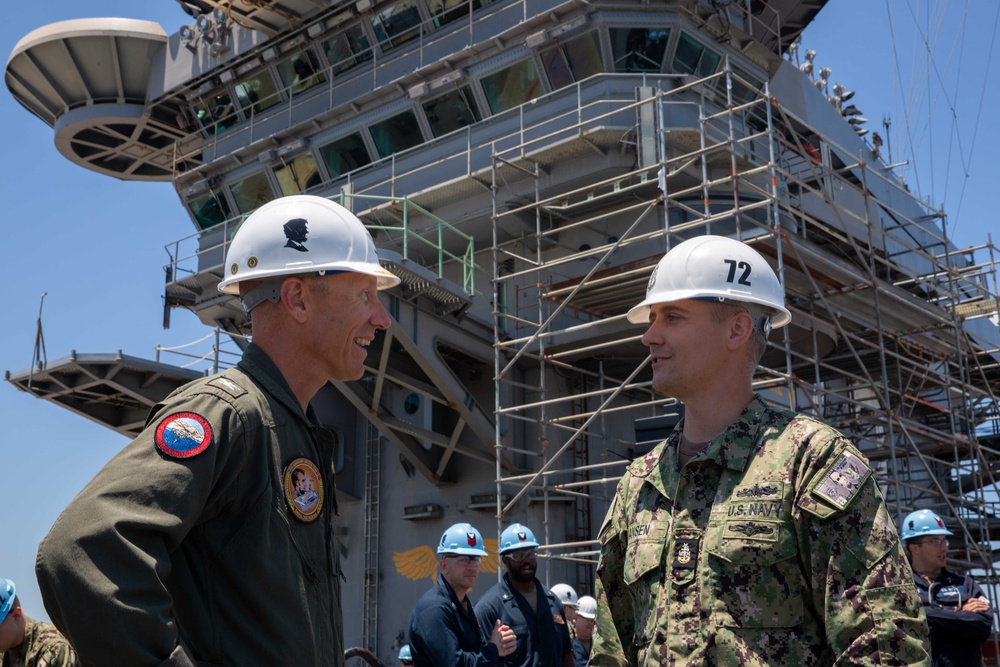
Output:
(394, 545), (439, 582)
(480, 539), (500, 574)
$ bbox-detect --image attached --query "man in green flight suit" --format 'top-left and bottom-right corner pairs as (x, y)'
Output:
(0, 579), (77, 667)
(590, 235), (930, 666)
(35, 195), (400, 666)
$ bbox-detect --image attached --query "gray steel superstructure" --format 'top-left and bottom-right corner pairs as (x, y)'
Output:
(7, 0), (1000, 660)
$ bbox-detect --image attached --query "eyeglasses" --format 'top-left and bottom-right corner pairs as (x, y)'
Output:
(445, 555), (481, 567)
(505, 548), (537, 563)
(918, 538), (949, 547)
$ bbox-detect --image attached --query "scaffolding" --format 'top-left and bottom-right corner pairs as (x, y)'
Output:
(488, 61), (1000, 597)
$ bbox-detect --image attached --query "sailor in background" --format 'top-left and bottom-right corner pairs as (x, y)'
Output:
(475, 524), (574, 667)
(35, 195), (400, 666)
(549, 584), (579, 628)
(589, 235), (931, 666)
(901, 509), (992, 667)
(408, 523), (517, 666)
(570, 595), (596, 667)
(397, 644), (413, 666)
(0, 578), (77, 667)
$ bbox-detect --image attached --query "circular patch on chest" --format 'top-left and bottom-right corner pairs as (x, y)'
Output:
(283, 457), (324, 522)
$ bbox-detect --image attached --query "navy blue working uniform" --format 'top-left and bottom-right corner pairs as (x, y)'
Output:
(474, 573), (571, 667)
(913, 569), (992, 667)
(409, 574), (500, 667)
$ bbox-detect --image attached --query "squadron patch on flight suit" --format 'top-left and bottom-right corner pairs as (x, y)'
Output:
(810, 449), (871, 510)
(283, 457), (324, 522)
(155, 412), (212, 458)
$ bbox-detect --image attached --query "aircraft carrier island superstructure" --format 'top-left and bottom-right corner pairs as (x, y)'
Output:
(7, 0), (1000, 660)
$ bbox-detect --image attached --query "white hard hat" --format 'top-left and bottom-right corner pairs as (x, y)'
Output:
(218, 195), (399, 310)
(576, 595), (597, 619)
(626, 235), (791, 329)
(550, 583), (579, 608)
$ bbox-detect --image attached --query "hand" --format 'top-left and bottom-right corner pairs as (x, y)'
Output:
(961, 598), (991, 613)
(490, 619), (517, 657)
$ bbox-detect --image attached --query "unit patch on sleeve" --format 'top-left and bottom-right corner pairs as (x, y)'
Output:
(155, 412), (212, 458)
(811, 449), (872, 510)
(283, 457), (325, 522)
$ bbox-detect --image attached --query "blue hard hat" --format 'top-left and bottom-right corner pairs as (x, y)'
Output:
(901, 509), (953, 541)
(0, 579), (15, 624)
(398, 644), (412, 661)
(437, 523), (489, 556)
(499, 523), (540, 555)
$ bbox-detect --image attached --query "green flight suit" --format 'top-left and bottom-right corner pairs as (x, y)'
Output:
(591, 395), (930, 666)
(1, 617), (78, 667)
(36, 343), (345, 666)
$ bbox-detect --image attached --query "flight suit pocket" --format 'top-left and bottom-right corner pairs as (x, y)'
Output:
(623, 525), (667, 647)
(706, 518), (803, 628)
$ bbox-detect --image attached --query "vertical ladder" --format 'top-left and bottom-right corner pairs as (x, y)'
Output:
(361, 421), (381, 651)
(571, 388), (593, 595)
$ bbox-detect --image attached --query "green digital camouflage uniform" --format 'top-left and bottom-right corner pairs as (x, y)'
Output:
(1, 617), (78, 667)
(591, 395), (930, 666)
(36, 343), (345, 666)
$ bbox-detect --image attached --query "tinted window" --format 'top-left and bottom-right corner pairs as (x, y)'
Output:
(673, 32), (720, 77)
(188, 189), (233, 229)
(322, 24), (373, 75)
(610, 28), (669, 72)
(371, 0), (422, 52)
(480, 59), (543, 114)
(429, 0), (482, 28)
(423, 86), (481, 137)
(192, 92), (238, 134)
(540, 31), (603, 90)
(230, 172), (274, 213)
(276, 48), (327, 96)
(369, 110), (423, 157)
(274, 153), (321, 194)
(318, 133), (373, 179)
(234, 70), (281, 115)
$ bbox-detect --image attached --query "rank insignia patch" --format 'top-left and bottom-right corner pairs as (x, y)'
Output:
(155, 412), (212, 458)
(207, 376), (247, 398)
(811, 449), (871, 510)
(673, 538), (699, 569)
(283, 457), (324, 522)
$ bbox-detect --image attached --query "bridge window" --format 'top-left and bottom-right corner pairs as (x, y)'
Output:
(274, 152), (321, 195)
(322, 24), (373, 75)
(230, 172), (275, 213)
(188, 189), (233, 230)
(369, 110), (423, 158)
(234, 70), (281, 116)
(540, 31), (603, 90)
(191, 92), (238, 135)
(429, 0), (482, 28)
(673, 32), (720, 78)
(371, 0), (423, 53)
(610, 27), (669, 72)
(276, 48), (326, 96)
(318, 132), (373, 179)
(480, 59), (543, 114)
(423, 86), (481, 137)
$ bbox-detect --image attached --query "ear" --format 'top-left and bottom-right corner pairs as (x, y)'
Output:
(279, 277), (310, 324)
(726, 310), (754, 351)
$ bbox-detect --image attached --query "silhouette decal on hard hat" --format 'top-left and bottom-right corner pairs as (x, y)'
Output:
(283, 218), (309, 252)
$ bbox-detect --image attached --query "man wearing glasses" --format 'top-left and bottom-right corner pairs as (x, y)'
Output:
(901, 509), (992, 667)
(475, 524), (574, 667)
(409, 523), (517, 666)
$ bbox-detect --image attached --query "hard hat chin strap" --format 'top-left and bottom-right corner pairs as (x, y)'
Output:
(240, 277), (285, 314)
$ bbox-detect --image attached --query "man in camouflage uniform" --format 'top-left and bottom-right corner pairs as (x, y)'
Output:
(35, 196), (400, 666)
(590, 235), (930, 666)
(0, 579), (77, 667)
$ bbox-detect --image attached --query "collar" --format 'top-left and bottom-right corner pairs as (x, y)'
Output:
(237, 343), (314, 423)
(628, 394), (773, 499)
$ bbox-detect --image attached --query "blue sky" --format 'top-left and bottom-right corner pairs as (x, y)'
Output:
(2, 0), (998, 622)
